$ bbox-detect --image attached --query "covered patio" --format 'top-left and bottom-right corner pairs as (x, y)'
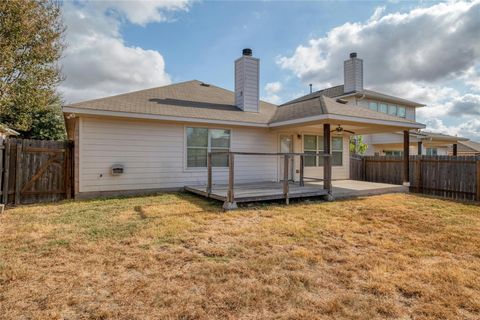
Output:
(185, 96), (425, 210)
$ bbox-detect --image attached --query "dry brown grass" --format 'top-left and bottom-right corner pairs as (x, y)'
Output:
(0, 193), (479, 319)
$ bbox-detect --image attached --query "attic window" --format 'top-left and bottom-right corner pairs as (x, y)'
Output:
(336, 98), (348, 104)
(200, 82), (210, 87)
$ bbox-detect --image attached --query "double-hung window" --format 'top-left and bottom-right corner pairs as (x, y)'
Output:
(303, 135), (343, 167)
(388, 105), (397, 116)
(426, 148), (438, 156)
(332, 137), (343, 166)
(304, 135), (323, 167)
(186, 127), (230, 168)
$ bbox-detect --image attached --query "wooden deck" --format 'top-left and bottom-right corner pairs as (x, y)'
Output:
(185, 180), (407, 204)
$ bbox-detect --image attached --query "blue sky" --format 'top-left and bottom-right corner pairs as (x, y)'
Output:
(60, 0), (480, 140)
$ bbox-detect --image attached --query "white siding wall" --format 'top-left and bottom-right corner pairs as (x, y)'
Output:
(78, 117), (277, 193)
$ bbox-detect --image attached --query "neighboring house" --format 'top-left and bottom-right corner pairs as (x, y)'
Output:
(448, 140), (480, 156)
(0, 124), (19, 138)
(363, 131), (469, 156)
(283, 52), (468, 156)
(63, 49), (424, 199)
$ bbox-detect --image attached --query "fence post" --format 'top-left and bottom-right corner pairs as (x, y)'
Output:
(2, 139), (11, 204)
(65, 141), (72, 199)
(416, 157), (422, 193)
(283, 155), (290, 205)
(207, 152), (212, 195)
(476, 158), (480, 201)
(299, 155), (304, 187)
(14, 140), (23, 205)
(362, 157), (367, 181)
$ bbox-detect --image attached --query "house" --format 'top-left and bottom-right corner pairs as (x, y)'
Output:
(282, 53), (468, 157)
(63, 49), (425, 204)
(363, 131), (469, 156)
(448, 140), (480, 156)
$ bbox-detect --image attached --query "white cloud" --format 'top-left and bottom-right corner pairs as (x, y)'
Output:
(278, 1), (480, 86)
(425, 118), (480, 141)
(277, 0), (480, 140)
(60, 1), (192, 103)
(262, 81), (283, 104)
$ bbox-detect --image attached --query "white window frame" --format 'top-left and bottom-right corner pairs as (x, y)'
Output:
(303, 134), (343, 167)
(426, 148), (438, 156)
(184, 126), (231, 170)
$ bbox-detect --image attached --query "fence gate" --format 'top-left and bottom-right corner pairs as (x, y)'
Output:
(1, 138), (73, 205)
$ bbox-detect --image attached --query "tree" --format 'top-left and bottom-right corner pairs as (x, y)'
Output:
(0, 0), (65, 139)
(350, 135), (368, 155)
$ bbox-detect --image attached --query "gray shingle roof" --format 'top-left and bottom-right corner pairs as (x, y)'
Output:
(64, 80), (423, 128)
(282, 84), (425, 107)
(65, 80), (277, 124)
(271, 95), (419, 125)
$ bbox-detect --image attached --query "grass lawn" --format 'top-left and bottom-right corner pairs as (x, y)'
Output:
(0, 193), (479, 319)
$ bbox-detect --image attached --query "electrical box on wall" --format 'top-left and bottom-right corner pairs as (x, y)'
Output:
(111, 164), (124, 176)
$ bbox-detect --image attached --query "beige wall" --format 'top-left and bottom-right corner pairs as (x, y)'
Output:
(77, 117), (351, 194)
(78, 117), (280, 193)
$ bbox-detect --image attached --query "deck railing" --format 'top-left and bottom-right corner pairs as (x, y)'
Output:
(207, 151), (332, 205)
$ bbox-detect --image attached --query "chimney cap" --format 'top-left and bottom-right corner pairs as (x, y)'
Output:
(350, 52), (357, 58)
(242, 48), (253, 56)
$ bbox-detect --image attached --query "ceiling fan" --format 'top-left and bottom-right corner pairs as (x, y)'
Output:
(331, 125), (355, 134)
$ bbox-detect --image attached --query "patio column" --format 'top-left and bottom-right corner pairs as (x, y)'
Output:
(323, 123), (332, 196)
(417, 141), (422, 155)
(453, 144), (458, 156)
(403, 130), (410, 185)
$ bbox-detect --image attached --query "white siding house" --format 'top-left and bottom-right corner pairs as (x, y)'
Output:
(64, 50), (425, 199)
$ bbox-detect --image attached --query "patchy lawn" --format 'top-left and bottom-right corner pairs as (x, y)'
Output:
(0, 193), (479, 319)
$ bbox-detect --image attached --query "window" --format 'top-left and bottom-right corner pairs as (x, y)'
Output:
(426, 148), (438, 156)
(388, 105), (397, 116)
(397, 106), (406, 118)
(385, 150), (403, 156)
(186, 127), (230, 168)
(303, 135), (323, 167)
(378, 103), (388, 113)
(369, 102), (378, 111)
(332, 137), (343, 166)
(303, 135), (342, 167)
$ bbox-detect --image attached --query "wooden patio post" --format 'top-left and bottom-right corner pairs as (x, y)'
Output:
(323, 123), (333, 198)
(223, 153), (237, 210)
(283, 155), (290, 205)
(207, 152), (212, 195)
(403, 130), (410, 185)
(453, 144), (458, 156)
(417, 141), (422, 155)
(299, 155), (304, 187)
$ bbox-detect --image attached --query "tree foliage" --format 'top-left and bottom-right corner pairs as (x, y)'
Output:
(350, 135), (368, 155)
(0, 0), (65, 139)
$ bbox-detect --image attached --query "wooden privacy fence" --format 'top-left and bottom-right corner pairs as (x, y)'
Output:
(350, 155), (480, 201)
(1, 138), (74, 205)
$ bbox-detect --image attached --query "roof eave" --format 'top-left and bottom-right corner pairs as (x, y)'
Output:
(268, 113), (426, 130)
(62, 106), (270, 128)
(337, 90), (426, 108)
